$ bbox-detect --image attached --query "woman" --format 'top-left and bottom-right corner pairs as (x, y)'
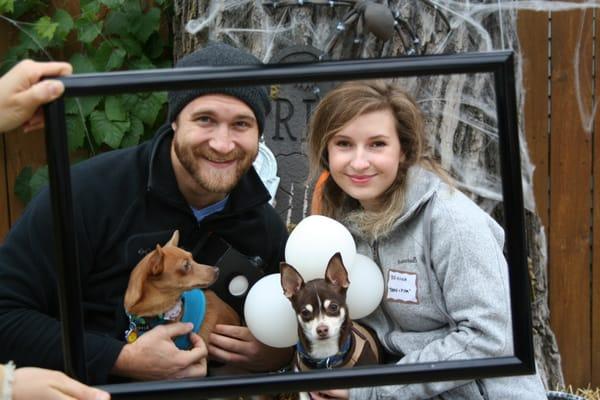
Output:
(306, 80), (546, 399)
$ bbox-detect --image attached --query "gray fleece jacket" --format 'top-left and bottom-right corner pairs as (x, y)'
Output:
(348, 166), (546, 400)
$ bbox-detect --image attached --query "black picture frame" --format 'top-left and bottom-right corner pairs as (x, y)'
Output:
(42, 50), (533, 399)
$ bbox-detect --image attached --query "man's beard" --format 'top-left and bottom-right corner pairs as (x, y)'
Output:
(173, 138), (257, 194)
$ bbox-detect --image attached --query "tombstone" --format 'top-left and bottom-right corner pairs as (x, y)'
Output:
(262, 46), (334, 228)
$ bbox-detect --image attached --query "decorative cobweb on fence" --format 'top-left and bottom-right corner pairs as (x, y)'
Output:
(174, 0), (600, 388)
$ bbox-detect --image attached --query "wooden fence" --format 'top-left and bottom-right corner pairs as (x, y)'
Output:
(519, 8), (598, 389)
(0, 6), (598, 389)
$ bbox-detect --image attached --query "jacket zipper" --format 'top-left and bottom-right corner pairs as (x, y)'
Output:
(371, 240), (397, 353)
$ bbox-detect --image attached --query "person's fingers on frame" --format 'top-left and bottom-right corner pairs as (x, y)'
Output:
(37, 61), (73, 77)
(22, 110), (45, 132)
(15, 79), (65, 108)
(51, 373), (111, 400)
(17, 60), (73, 81)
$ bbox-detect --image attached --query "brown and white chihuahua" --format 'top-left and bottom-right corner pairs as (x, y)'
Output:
(123, 230), (240, 349)
(280, 252), (381, 376)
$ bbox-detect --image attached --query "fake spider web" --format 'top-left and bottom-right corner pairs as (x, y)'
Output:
(174, 0), (600, 389)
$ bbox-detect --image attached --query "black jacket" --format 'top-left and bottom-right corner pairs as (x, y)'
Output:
(0, 124), (288, 383)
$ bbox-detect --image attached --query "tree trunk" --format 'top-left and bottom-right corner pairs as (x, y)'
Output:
(172, 0), (563, 389)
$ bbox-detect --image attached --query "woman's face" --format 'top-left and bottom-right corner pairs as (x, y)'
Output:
(326, 109), (405, 211)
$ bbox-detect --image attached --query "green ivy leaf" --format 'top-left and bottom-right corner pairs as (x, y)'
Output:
(120, 93), (139, 111)
(13, 0), (44, 19)
(105, 96), (126, 121)
(66, 115), (87, 151)
(104, 11), (128, 35)
(53, 9), (74, 41)
(146, 32), (165, 59)
(92, 41), (112, 70)
(132, 7), (160, 43)
(17, 29), (41, 52)
(106, 47), (126, 70)
(132, 92), (166, 126)
(129, 55), (155, 70)
(34, 16), (58, 40)
(21, 24), (51, 48)
(0, 0), (14, 14)
(99, 0), (124, 8)
(120, 116), (144, 148)
(65, 97), (101, 117)
(14, 166), (33, 204)
(70, 53), (96, 73)
(90, 110), (129, 148)
(76, 18), (102, 44)
(123, 1), (141, 14)
(30, 166), (49, 199)
(80, 1), (101, 19)
(113, 36), (142, 57)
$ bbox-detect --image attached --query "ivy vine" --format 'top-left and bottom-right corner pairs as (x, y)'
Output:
(0, 0), (173, 203)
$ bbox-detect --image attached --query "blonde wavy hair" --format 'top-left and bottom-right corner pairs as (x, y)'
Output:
(307, 80), (449, 240)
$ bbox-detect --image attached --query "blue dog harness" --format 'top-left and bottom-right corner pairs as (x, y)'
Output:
(125, 289), (206, 350)
(295, 333), (353, 369)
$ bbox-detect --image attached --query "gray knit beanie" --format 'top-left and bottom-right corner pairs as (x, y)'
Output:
(168, 42), (271, 133)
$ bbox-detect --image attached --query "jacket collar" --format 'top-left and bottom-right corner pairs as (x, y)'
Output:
(146, 123), (271, 215)
(393, 165), (441, 225)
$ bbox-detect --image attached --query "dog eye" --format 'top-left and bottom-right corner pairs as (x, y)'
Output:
(328, 303), (339, 313)
(300, 308), (312, 319)
(182, 261), (191, 272)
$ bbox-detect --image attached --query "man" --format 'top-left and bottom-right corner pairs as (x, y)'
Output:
(0, 42), (290, 384)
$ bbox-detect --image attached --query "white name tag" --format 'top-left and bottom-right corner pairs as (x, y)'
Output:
(386, 270), (418, 303)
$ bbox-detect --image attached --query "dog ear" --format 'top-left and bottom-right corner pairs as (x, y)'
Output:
(280, 262), (304, 298)
(165, 230), (180, 247)
(124, 248), (162, 312)
(149, 245), (165, 275)
(325, 252), (350, 289)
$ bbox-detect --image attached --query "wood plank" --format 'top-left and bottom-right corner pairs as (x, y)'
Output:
(592, 6), (600, 388)
(0, 17), (16, 242)
(549, 5), (593, 388)
(2, 0), (79, 233)
(518, 10), (550, 231)
(4, 131), (47, 225)
(0, 135), (8, 242)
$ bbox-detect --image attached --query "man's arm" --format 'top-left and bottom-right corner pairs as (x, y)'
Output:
(0, 188), (125, 384)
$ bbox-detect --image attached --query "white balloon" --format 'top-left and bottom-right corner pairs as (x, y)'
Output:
(244, 274), (298, 348)
(285, 215), (356, 281)
(347, 254), (384, 319)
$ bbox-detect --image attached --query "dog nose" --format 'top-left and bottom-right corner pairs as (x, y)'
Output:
(317, 324), (329, 338)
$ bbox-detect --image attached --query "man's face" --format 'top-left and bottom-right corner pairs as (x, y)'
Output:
(171, 94), (259, 200)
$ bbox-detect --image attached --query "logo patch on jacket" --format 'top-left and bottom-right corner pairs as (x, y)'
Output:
(386, 270), (418, 303)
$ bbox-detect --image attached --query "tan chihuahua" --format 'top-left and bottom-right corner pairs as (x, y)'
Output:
(123, 230), (240, 349)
